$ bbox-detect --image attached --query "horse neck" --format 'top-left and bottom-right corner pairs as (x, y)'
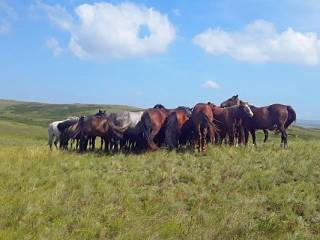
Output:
(249, 105), (259, 111)
(212, 106), (225, 117)
(165, 108), (174, 115)
(225, 105), (240, 117)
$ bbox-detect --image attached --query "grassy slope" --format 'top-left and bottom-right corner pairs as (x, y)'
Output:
(0, 100), (320, 239)
(0, 99), (140, 127)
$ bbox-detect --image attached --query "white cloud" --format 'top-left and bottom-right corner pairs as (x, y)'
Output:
(46, 37), (63, 56)
(201, 80), (220, 89)
(0, 0), (18, 34)
(37, 1), (175, 59)
(34, 1), (73, 30)
(172, 9), (181, 16)
(193, 20), (320, 66)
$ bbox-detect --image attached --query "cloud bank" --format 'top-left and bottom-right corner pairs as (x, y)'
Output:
(36, 1), (176, 59)
(193, 20), (320, 66)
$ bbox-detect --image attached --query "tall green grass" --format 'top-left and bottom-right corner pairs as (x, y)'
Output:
(0, 118), (320, 239)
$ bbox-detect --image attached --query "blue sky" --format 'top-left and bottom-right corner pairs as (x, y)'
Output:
(0, 0), (320, 120)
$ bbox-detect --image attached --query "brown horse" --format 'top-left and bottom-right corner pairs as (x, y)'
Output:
(210, 101), (253, 145)
(191, 103), (217, 152)
(221, 95), (269, 142)
(58, 118), (80, 149)
(75, 115), (130, 151)
(221, 95), (296, 148)
(164, 107), (193, 150)
(140, 105), (171, 150)
(60, 121), (81, 150)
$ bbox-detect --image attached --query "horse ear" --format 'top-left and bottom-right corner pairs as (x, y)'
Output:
(235, 94), (238, 98)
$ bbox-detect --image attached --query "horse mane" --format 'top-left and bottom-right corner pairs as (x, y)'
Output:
(153, 104), (166, 109)
(249, 104), (258, 110)
(176, 106), (193, 117)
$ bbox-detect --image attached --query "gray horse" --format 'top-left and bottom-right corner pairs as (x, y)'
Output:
(107, 111), (144, 151)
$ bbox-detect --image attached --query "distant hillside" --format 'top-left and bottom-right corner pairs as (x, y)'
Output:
(296, 119), (320, 129)
(0, 99), (141, 127)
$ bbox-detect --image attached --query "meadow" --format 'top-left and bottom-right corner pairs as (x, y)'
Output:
(1, 100), (320, 239)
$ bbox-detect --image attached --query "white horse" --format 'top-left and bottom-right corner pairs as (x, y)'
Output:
(48, 117), (79, 149)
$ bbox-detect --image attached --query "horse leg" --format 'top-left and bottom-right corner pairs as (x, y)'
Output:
(279, 126), (288, 148)
(104, 138), (109, 153)
(244, 129), (249, 145)
(238, 126), (245, 146)
(196, 124), (202, 152)
(91, 137), (96, 150)
(202, 127), (208, 152)
(228, 129), (234, 146)
(100, 138), (104, 150)
(48, 132), (54, 150)
(263, 129), (269, 143)
(54, 136), (59, 149)
(250, 130), (256, 146)
(198, 133), (202, 152)
(148, 128), (160, 151)
(209, 125), (215, 145)
(215, 133), (220, 145)
(218, 129), (226, 145)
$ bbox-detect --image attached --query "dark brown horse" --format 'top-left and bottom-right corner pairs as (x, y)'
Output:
(60, 121), (82, 150)
(191, 103), (217, 152)
(221, 95), (269, 142)
(221, 95), (296, 148)
(210, 101), (253, 145)
(140, 105), (171, 150)
(58, 119), (80, 149)
(164, 107), (193, 150)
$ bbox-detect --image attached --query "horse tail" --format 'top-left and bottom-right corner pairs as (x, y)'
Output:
(108, 120), (131, 138)
(57, 122), (64, 133)
(202, 114), (216, 143)
(141, 113), (158, 150)
(285, 105), (296, 129)
(165, 113), (178, 150)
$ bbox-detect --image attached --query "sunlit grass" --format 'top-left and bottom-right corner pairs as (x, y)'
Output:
(1, 130), (320, 239)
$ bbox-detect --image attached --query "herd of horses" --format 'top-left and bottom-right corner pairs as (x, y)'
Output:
(48, 95), (296, 153)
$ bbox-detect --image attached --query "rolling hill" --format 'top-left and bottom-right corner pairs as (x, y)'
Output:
(0, 99), (140, 127)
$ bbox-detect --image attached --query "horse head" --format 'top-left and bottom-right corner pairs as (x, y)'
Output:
(95, 109), (107, 117)
(153, 104), (166, 109)
(239, 101), (254, 118)
(177, 106), (193, 118)
(220, 95), (240, 107)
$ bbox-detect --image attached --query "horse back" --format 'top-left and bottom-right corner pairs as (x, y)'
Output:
(192, 103), (215, 127)
(146, 108), (169, 127)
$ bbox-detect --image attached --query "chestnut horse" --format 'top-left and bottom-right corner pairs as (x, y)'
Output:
(191, 103), (217, 152)
(221, 95), (296, 148)
(164, 107), (193, 150)
(140, 105), (171, 150)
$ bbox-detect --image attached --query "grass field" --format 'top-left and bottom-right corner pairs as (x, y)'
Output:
(1, 100), (320, 239)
